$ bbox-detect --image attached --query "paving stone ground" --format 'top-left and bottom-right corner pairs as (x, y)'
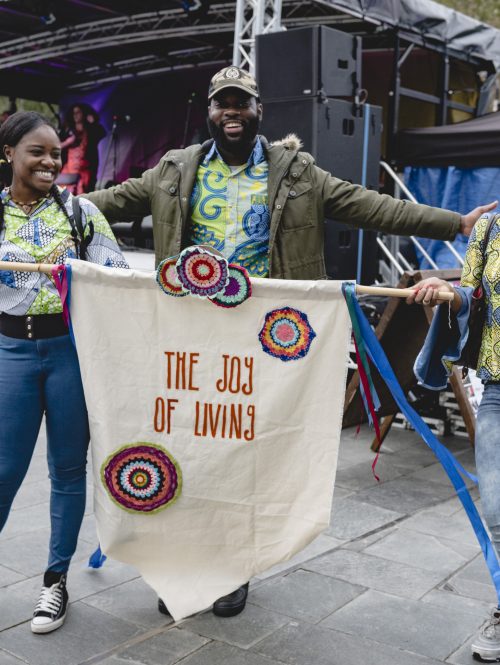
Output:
(0, 425), (494, 665)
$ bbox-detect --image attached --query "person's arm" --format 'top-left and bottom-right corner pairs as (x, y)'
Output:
(319, 167), (497, 239)
(83, 163), (161, 222)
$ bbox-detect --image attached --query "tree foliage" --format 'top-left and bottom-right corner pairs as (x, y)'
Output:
(439, 0), (500, 28)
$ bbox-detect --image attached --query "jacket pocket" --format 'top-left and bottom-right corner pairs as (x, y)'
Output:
(155, 179), (181, 225)
(280, 182), (314, 232)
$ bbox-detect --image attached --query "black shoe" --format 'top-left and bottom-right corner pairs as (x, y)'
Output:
(31, 571), (68, 634)
(158, 598), (171, 616)
(212, 583), (249, 618)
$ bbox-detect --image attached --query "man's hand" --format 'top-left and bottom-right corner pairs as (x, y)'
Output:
(460, 201), (498, 236)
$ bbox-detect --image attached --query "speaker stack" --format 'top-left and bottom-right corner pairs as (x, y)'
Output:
(256, 26), (382, 284)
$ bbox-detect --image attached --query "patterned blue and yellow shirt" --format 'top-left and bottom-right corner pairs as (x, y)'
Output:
(461, 214), (500, 382)
(0, 188), (128, 315)
(189, 138), (270, 277)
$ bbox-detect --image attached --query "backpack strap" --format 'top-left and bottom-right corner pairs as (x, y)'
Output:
(482, 213), (498, 259)
(70, 197), (94, 261)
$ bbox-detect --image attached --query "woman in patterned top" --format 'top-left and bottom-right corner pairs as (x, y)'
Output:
(408, 213), (500, 662)
(0, 112), (128, 635)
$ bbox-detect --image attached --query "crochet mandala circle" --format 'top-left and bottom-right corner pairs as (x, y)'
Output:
(156, 257), (187, 297)
(259, 307), (316, 361)
(210, 264), (251, 308)
(102, 444), (182, 513)
(176, 247), (229, 298)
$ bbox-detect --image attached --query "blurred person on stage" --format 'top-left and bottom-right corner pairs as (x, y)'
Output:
(60, 103), (105, 194)
(0, 111), (127, 635)
(84, 65), (496, 620)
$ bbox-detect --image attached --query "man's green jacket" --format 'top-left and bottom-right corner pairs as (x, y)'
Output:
(85, 135), (461, 279)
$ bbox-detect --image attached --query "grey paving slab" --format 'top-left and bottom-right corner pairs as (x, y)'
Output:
(446, 633), (483, 665)
(65, 557), (141, 602)
(0, 528), (94, 577)
(335, 457), (412, 491)
(409, 461), (476, 489)
(82, 577), (171, 629)
(10, 480), (51, 511)
(381, 443), (438, 468)
(0, 602), (141, 665)
(182, 600), (289, 649)
(77, 512), (99, 543)
(96, 626), (209, 665)
(1, 502), (50, 540)
(353, 475), (457, 514)
(249, 569), (365, 623)
(254, 533), (344, 581)
(327, 497), (403, 541)
(255, 620), (445, 665)
(342, 525), (398, 552)
(304, 549), (445, 600)
(422, 588), (491, 617)
(337, 434), (382, 469)
(0, 651), (26, 664)
(331, 486), (353, 500)
(0, 565), (25, 588)
(364, 527), (478, 576)
(320, 589), (482, 660)
(175, 642), (284, 665)
(402, 508), (481, 547)
(445, 555), (498, 604)
(0, 581), (36, 631)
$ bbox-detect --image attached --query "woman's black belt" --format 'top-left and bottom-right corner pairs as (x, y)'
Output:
(0, 313), (68, 340)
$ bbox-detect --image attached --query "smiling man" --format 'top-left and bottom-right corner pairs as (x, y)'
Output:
(84, 65), (496, 618)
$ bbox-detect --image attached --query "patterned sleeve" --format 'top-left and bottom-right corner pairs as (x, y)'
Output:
(460, 214), (489, 289)
(77, 196), (129, 269)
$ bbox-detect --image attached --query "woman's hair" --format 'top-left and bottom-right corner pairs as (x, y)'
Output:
(63, 102), (98, 132)
(0, 111), (70, 235)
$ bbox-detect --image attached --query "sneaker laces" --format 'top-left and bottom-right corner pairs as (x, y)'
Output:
(34, 583), (63, 617)
(481, 610), (500, 639)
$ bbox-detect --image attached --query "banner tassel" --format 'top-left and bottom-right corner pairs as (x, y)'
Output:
(88, 545), (107, 569)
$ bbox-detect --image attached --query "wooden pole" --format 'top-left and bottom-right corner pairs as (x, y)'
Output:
(0, 262), (455, 301)
(0, 261), (54, 275)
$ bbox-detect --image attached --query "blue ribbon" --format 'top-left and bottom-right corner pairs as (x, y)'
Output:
(343, 283), (500, 603)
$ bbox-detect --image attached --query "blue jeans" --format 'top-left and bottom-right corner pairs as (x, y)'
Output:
(475, 382), (500, 556)
(0, 332), (89, 572)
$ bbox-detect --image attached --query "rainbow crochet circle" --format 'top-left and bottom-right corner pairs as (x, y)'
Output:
(210, 264), (251, 308)
(259, 307), (316, 361)
(101, 443), (182, 513)
(176, 247), (229, 298)
(156, 257), (187, 297)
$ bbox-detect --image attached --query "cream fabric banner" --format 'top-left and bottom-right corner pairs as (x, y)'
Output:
(69, 261), (351, 621)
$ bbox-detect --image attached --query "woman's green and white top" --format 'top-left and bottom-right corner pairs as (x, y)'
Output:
(0, 187), (128, 315)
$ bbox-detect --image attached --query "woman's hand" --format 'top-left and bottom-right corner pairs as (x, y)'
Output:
(406, 277), (462, 312)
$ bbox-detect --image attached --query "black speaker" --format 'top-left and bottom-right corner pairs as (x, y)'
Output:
(260, 97), (382, 190)
(324, 220), (378, 284)
(256, 26), (360, 101)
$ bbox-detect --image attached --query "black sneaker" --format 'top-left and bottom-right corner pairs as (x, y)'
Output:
(31, 571), (68, 634)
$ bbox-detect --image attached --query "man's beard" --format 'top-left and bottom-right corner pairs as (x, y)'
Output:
(207, 116), (260, 158)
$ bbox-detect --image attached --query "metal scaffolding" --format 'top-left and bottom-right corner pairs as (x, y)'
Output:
(233, 0), (283, 72)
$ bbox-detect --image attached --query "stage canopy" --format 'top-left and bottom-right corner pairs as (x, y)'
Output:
(397, 112), (500, 167)
(0, 0), (499, 101)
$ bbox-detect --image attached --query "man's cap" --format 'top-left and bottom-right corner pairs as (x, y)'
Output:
(208, 66), (259, 100)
